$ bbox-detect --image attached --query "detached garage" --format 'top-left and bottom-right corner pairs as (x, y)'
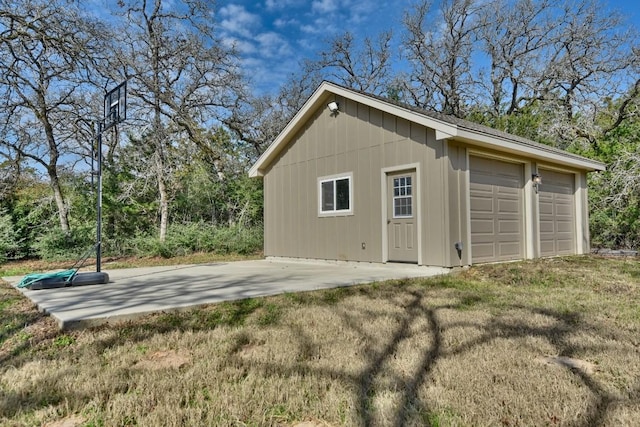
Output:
(250, 82), (605, 267)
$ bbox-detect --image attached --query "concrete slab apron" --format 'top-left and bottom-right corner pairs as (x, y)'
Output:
(6, 259), (448, 330)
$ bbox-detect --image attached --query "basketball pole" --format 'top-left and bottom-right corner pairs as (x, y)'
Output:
(96, 120), (103, 273)
(96, 80), (126, 274)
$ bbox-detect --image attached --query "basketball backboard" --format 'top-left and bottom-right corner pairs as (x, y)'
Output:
(103, 81), (127, 130)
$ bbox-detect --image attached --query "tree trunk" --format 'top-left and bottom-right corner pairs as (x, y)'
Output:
(154, 150), (169, 242)
(49, 171), (70, 232)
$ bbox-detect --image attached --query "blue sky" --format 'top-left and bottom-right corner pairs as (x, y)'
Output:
(216, 0), (407, 92)
(217, 0), (640, 94)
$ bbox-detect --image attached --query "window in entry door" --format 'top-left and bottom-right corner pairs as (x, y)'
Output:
(393, 176), (412, 218)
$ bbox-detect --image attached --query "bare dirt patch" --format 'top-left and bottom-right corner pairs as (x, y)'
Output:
(538, 356), (599, 375)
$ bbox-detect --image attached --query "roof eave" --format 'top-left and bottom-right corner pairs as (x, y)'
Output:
(454, 128), (606, 172)
(249, 81), (606, 176)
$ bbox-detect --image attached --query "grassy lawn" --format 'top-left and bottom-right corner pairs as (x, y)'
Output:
(1, 255), (639, 426)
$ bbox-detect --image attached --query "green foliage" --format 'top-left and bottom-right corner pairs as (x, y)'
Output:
(120, 224), (263, 258)
(465, 101), (556, 146)
(53, 334), (75, 347)
(5, 178), (58, 258)
(583, 98), (640, 249)
(0, 208), (20, 263)
(32, 226), (95, 260)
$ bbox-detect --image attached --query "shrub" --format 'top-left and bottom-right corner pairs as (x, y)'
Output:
(29, 223), (263, 260)
(0, 210), (20, 263)
(33, 225), (95, 260)
(118, 224), (263, 258)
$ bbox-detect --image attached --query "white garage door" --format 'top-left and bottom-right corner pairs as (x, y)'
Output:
(538, 169), (576, 256)
(470, 156), (525, 263)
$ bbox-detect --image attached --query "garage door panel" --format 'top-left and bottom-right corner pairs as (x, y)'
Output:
(496, 178), (522, 190)
(471, 196), (494, 213)
(498, 242), (522, 258)
(471, 218), (495, 234)
(539, 220), (554, 233)
(498, 219), (520, 234)
(473, 243), (496, 261)
(498, 199), (520, 214)
(470, 156), (524, 263)
(555, 203), (573, 217)
(539, 201), (553, 215)
(557, 239), (574, 253)
(556, 220), (574, 233)
(538, 169), (576, 257)
(540, 241), (554, 254)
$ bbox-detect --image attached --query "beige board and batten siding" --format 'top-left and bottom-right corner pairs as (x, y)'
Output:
(262, 94), (448, 265)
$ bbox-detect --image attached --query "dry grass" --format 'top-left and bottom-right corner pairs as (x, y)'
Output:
(1, 255), (639, 426)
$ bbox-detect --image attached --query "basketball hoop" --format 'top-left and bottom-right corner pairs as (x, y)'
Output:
(103, 81), (127, 131)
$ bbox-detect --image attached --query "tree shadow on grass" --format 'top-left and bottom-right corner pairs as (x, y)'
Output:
(225, 285), (637, 427)
(0, 284), (59, 370)
(1, 275), (638, 426)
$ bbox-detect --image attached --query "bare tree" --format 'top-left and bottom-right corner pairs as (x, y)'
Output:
(304, 31), (394, 95)
(225, 71), (322, 158)
(472, 0), (639, 147)
(535, 0), (638, 146)
(113, 0), (244, 241)
(475, 0), (557, 117)
(401, 0), (480, 116)
(0, 0), (105, 232)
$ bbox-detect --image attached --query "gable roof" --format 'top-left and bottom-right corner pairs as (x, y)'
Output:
(249, 81), (605, 177)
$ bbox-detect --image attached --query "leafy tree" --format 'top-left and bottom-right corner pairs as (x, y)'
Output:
(0, 207), (19, 262)
(584, 93), (640, 248)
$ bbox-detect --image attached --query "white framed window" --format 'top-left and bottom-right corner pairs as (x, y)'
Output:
(393, 175), (413, 218)
(318, 173), (353, 216)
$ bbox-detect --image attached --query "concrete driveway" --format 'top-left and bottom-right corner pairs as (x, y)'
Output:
(5, 258), (448, 330)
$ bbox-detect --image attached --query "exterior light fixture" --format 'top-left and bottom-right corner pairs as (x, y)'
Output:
(327, 101), (339, 113)
(532, 173), (542, 193)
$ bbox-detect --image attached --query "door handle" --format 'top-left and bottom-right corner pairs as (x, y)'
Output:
(387, 219), (391, 224)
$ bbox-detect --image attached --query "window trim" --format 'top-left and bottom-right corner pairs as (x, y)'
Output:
(318, 172), (354, 217)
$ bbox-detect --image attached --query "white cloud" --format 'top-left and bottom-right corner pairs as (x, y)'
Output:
(347, 0), (375, 25)
(301, 16), (338, 35)
(256, 32), (292, 58)
(265, 0), (304, 11)
(273, 17), (299, 29)
(219, 4), (261, 38)
(312, 0), (339, 14)
(221, 36), (258, 56)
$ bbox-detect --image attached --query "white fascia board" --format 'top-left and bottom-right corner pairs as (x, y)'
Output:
(455, 128), (606, 172)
